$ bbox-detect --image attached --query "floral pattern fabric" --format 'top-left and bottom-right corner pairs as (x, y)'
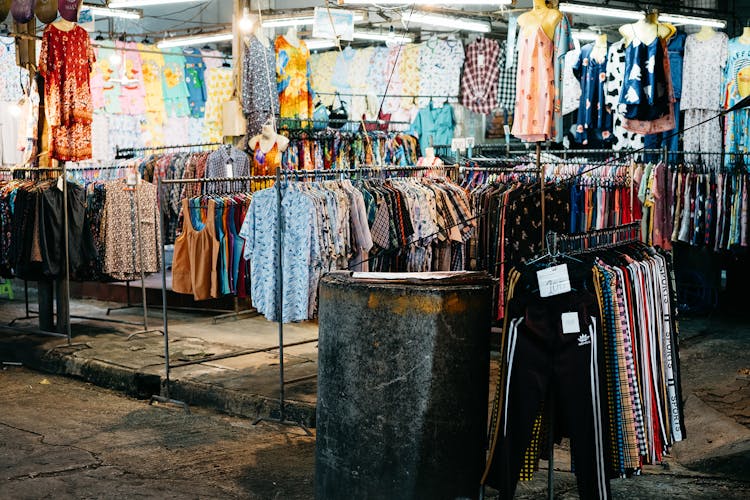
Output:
(39, 24), (96, 162)
(605, 40), (645, 151)
(573, 42), (613, 145)
(0, 36), (29, 103)
(204, 67), (233, 143)
(417, 37), (464, 107)
(512, 26), (555, 143)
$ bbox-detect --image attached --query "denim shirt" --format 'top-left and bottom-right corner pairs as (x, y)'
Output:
(667, 32), (687, 100)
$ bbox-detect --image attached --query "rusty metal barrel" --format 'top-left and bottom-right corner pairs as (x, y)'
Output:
(315, 271), (494, 500)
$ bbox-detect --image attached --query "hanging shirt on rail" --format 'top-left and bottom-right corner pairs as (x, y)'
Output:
(461, 37), (502, 115)
(573, 42), (614, 145)
(512, 26), (555, 142)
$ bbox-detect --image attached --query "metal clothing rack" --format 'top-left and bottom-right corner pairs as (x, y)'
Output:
(150, 174), (279, 413)
(253, 164), (454, 433)
(115, 142), (223, 160)
(315, 91), (459, 100)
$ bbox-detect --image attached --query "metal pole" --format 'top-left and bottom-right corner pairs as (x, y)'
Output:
(158, 177), (170, 396)
(537, 143), (545, 251)
(133, 182), (150, 332)
(62, 161), (72, 344)
(276, 166), (286, 421)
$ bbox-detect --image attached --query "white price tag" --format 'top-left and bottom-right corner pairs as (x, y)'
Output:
(536, 264), (572, 298)
(561, 312), (580, 334)
(126, 170), (138, 187)
(57, 175), (64, 191)
(503, 125), (511, 136)
(450, 138), (460, 152)
(454, 137), (467, 151)
(478, 54), (486, 67)
(225, 163), (234, 178)
(466, 137), (475, 148)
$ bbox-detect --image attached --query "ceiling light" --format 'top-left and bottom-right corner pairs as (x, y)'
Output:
(340, 0), (510, 4)
(559, 3), (643, 21)
(239, 7), (254, 32)
(659, 14), (726, 28)
(85, 5), (142, 20)
(559, 3), (726, 28)
(305, 39), (336, 50)
(353, 30), (413, 44)
(262, 12), (364, 28)
(402, 12), (491, 33)
(572, 30), (599, 42)
(109, 0), (209, 8)
(157, 32), (233, 49)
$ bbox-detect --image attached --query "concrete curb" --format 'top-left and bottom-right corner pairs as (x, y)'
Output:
(3, 332), (317, 426)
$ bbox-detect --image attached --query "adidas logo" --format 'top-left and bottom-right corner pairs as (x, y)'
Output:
(578, 333), (591, 346)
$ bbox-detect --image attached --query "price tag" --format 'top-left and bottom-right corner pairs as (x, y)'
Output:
(225, 163), (234, 178)
(454, 137), (467, 151)
(450, 138), (460, 152)
(561, 312), (580, 334)
(126, 170), (138, 187)
(536, 264), (572, 298)
(57, 175), (64, 191)
(478, 54), (486, 67)
(466, 137), (475, 148)
(503, 125), (511, 136)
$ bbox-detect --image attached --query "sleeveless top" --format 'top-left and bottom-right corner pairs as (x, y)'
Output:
(252, 141), (281, 176)
(512, 26), (555, 143)
(172, 198), (220, 301)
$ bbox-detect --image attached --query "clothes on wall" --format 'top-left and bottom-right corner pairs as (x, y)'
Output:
(240, 175), (473, 322)
(275, 35), (314, 126)
(39, 24), (96, 162)
(483, 247), (685, 495)
(461, 37), (502, 114)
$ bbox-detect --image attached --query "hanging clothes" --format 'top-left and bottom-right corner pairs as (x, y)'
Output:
(512, 26), (555, 142)
(723, 37), (750, 166)
(605, 40), (645, 151)
(410, 103), (454, 151)
(39, 24), (96, 162)
(242, 35), (279, 136)
(183, 47), (208, 119)
(573, 42), (614, 145)
(275, 36), (314, 126)
(461, 38), (502, 115)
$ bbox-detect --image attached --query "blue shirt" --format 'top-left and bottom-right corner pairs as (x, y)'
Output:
(667, 32), (686, 99)
(183, 47), (207, 118)
(411, 103), (455, 152)
(620, 37), (670, 121)
(573, 43), (614, 144)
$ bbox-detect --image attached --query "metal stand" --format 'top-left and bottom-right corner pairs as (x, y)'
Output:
(149, 175), (189, 413)
(8, 281), (38, 326)
(252, 167), (312, 435)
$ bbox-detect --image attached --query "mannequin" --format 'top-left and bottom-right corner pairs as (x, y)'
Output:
(417, 146), (443, 167)
(619, 9), (676, 46)
(740, 26), (750, 45)
(517, 0), (563, 41)
(248, 117), (289, 175)
(695, 24), (717, 42)
(591, 33), (608, 63)
(284, 26), (300, 48)
(52, 18), (76, 31)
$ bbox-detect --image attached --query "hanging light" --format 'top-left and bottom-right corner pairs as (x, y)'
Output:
(157, 32), (233, 49)
(85, 5), (142, 20)
(559, 3), (726, 28)
(401, 12), (491, 33)
(239, 7), (254, 33)
(109, 0), (210, 8)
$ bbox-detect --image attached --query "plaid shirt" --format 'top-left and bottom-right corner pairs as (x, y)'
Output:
(497, 40), (519, 113)
(461, 38), (502, 115)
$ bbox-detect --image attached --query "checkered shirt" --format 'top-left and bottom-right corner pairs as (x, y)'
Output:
(461, 38), (502, 115)
(497, 40), (519, 113)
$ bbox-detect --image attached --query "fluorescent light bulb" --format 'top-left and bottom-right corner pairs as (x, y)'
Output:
(559, 3), (726, 28)
(86, 6), (142, 20)
(402, 12), (490, 33)
(262, 12), (363, 28)
(572, 30), (599, 42)
(157, 32), (232, 49)
(305, 39), (336, 50)
(659, 14), (726, 28)
(559, 3), (643, 21)
(353, 30), (413, 44)
(109, 0), (209, 8)
(341, 0), (510, 4)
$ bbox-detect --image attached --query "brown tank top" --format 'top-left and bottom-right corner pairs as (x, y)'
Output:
(171, 198), (219, 301)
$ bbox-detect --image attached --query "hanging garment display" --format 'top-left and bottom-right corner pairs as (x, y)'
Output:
(551, 15), (574, 143)
(4, 178), (85, 280)
(644, 32), (686, 155)
(275, 35), (314, 126)
(619, 36), (675, 135)
(204, 66), (233, 143)
(184, 47), (207, 119)
(242, 34), (279, 136)
(240, 175), (473, 322)
(204, 145), (250, 186)
(39, 23), (96, 162)
(512, 26), (555, 142)
(562, 48), (581, 116)
(417, 35), (464, 108)
(162, 48), (191, 118)
(482, 247), (685, 495)
(723, 37), (750, 165)
(605, 40), (645, 151)
(497, 39), (519, 116)
(461, 38), (502, 115)
(410, 102), (454, 151)
(117, 40), (147, 116)
(573, 42), (614, 145)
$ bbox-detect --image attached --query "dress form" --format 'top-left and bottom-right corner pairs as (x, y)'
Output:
(284, 27), (300, 48)
(695, 25), (716, 42)
(619, 10), (676, 46)
(249, 119), (289, 154)
(591, 33), (608, 63)
(517, 0), (563, 41)
(52, 19), (76, 32)
(740, 27), (750, 45)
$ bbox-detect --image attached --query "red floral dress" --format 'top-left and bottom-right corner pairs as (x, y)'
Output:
(39, 24), (96, 161)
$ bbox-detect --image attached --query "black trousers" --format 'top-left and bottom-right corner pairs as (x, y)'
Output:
(485, 287), (611, 500)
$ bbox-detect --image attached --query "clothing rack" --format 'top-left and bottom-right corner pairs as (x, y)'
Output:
(0, 166), (75, 341)
(149, 174), (288, 413)
(115, 142), (223, 159)
(278, 118), (413, 128)
(253, 163), (454, 433)
(314, 91), (458, 100)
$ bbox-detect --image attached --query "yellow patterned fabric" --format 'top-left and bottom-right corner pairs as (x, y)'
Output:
(203, 67), (233, 143)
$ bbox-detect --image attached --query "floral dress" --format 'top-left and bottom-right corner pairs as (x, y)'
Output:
(39, 24), (95, 162)
(275, 36), (314, 126)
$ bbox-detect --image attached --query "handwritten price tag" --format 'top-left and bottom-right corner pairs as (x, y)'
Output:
(536, 264), (572, 298)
